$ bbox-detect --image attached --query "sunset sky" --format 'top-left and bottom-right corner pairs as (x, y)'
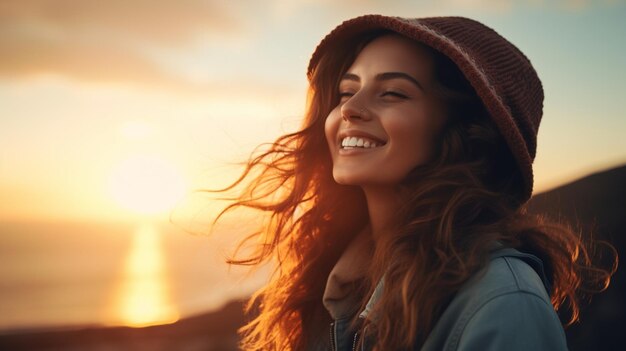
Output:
(1, 0), (625, 222)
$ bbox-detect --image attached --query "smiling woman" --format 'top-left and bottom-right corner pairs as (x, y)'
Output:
(107, 154), (188, 216)
(325, 34), (449, 188)
(210, 14), (616, 351)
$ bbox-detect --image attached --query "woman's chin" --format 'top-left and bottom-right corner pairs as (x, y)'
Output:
(332, 174), (399, 188)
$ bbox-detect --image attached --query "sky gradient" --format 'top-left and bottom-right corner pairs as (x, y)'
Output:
(1, 0), (625, 221)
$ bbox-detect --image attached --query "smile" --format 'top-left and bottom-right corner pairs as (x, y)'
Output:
(340, 136), (386, 149)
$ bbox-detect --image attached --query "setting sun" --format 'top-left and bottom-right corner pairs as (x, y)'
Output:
(107, 154), (188, 216)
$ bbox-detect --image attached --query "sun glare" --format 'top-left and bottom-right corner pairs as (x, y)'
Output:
(107, 155), (187, 216)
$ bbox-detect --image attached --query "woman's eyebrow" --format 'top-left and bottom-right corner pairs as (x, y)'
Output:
(341, 72), (424, 91)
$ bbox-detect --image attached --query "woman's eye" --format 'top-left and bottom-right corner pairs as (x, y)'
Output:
(382, 91), (408, 99)
(339, 92), (354, 100)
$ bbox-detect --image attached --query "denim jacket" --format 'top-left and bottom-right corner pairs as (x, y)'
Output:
(323, 247), (569, 351)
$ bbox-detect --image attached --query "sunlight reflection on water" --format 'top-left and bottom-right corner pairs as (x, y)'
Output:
(113, 223), (179, 327)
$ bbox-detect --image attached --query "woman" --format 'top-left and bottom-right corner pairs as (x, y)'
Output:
(212, 15), (615, 350)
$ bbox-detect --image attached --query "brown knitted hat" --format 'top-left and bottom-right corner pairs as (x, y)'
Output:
(307, 15), (543, 205)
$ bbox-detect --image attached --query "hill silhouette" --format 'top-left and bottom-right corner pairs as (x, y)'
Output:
(0, 299), (247, 350)
(1, 164), (624, 350)
(526, 164), (625, 351)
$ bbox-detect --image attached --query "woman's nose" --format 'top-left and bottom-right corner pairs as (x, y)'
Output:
(340, 95), (371, 122)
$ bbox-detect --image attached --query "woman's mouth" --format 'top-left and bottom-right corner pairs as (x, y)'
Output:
(340, 136), (386, 149)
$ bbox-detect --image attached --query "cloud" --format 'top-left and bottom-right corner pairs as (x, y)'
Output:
(2, 0), (622, 92)
(0, 0), (247, 91)
(0, 29), (177, 86)
(0, 0), (242, 46)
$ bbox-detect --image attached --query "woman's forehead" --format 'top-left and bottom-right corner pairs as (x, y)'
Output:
(346, 34), (436, 82)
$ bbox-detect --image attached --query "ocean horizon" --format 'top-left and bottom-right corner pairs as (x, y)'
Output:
(0, 219), (266, 333)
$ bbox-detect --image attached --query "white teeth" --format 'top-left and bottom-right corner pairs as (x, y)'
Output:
(340, 136), (384, 149)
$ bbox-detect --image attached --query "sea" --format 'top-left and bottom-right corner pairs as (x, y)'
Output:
(0, 219), (267, 333)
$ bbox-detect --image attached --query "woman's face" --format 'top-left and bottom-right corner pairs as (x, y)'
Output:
(325, 34), (449, 187)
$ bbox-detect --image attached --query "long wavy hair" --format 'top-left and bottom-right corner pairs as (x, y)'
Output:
(210, 29), (617, 350)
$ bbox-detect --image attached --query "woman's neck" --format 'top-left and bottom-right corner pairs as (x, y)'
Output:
(362, 184), (403, 239)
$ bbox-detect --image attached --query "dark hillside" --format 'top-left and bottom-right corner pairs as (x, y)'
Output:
(527, 164), (626, 351)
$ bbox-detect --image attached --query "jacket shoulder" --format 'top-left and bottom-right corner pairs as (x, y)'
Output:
(421, 250), (568, 351)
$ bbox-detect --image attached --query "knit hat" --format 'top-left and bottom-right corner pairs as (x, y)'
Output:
(307, 15), (543, 205)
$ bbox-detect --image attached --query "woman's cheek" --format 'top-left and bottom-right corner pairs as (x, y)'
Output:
(324, 110), (340, 153)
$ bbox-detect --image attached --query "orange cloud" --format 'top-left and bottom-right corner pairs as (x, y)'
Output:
(0, 0), (245, 92)
(0, 0), (241, 46)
